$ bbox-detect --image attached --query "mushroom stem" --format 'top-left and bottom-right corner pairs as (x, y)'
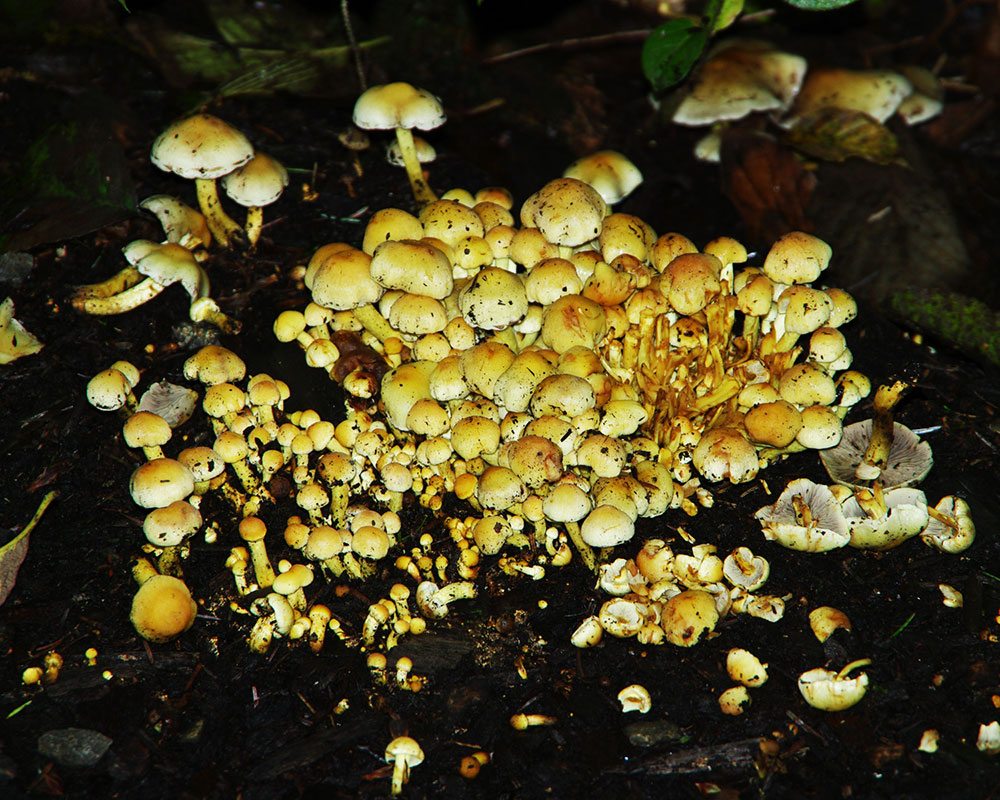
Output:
(190, 297), (242, 334)
(352, 303), (397, 343)
(393, 126), (437, 205)
(563, 521), (597, 572)
(836, 658), (872, 679)
(72, 277), (165, 315)
(858, 380), (909, 481)
(195, 177), (245, 249)
(244, 206), (264, 248)
(72, 266), (142, 300)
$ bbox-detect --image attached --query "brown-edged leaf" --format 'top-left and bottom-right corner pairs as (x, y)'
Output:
(785, 107), (902, 165)
(0, 491), (56, 607)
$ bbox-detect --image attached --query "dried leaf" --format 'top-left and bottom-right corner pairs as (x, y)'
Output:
(785, 107), (901, 165)
(0, 491), (56, 607)
(720, 129), (817, 243)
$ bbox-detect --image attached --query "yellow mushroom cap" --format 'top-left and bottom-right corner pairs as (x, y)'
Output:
(222, 151), (288, 207)
(130, 575), (198, 643)
(151, 114), (253, 181)
(129, 458), (195, 509)
(563, 151), (644, 205)
(353, 83), (445, 132)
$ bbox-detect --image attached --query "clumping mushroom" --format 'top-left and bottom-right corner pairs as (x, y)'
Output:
(726, 647), (769, 687)
(221, 151), (289, 248)
(762, 231), (832, 286)
(87, 363), (140, 413)
(718, 686), (752, 716)
(122, 410), (172, 461)
(150, 114), (254, 248)
(384, 735), (424, 795)
(673, 40), (807, 126)
(143, 500), (202, 548)
(661, 589), (719, 647)
(520, 178), (608, 255)
(563, 150), (644, 205)
(842, 484), (929, 550)
(754, 478), (850, 552)
(130, 574), (198, 643)
(798, 659), (871, 711)
(353, 82), (446, 205)
(692, 427), (759, 484)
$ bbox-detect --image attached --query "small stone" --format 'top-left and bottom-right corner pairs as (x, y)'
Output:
(38, 727), (112, 768)
(0, 253), (35, 288)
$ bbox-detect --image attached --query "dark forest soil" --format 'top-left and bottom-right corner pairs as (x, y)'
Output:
(1, 2), (999, 798)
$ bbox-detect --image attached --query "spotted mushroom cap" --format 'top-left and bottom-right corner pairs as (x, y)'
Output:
(151, 114), (254, 180)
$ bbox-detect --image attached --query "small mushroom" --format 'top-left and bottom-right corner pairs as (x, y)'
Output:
(354, 82), (446, 205)
(798, 658), (871, 711)
(384, 736), (425, 795)
(754, 478), (850, 552)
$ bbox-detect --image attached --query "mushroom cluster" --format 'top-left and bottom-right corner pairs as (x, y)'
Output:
(571, 538), (783, 648)
(70, 114), (289, 331)
(670, 40), (944, 161)
(756, 381), (975, 554)
(276, 177), (868, 576)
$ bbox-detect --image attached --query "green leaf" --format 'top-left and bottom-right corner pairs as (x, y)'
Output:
(642, 19), (709, 93)
(705, 0), (744, 33)
(783, 0), (859, 9)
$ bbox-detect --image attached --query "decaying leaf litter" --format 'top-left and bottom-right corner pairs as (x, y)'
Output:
(0, 1), (999, 798)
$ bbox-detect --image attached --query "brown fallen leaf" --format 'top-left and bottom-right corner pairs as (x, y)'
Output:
(719, 129), (817, 244)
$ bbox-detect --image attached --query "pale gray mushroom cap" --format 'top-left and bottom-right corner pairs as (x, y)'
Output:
(755, 477), (850, 552)
(151, 114), (254, 180)
(819, 420), (933, 490)
(138, 381), (199, 428)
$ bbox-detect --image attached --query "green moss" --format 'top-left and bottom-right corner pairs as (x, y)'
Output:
(889, 288), (1000, 367)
